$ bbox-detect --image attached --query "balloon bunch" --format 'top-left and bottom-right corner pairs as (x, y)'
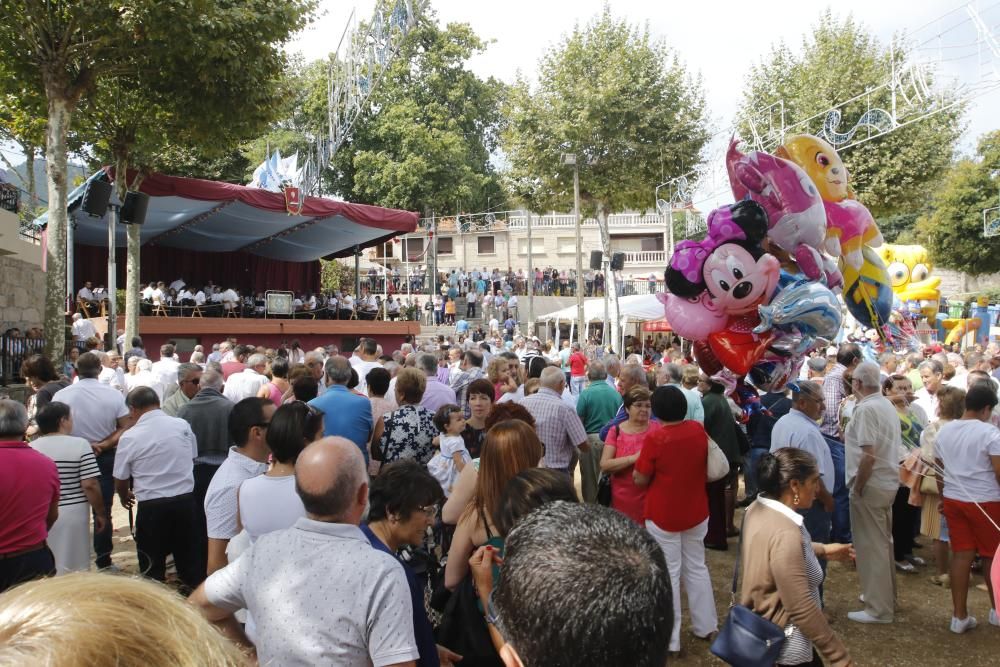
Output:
(660, 134), (895, 392)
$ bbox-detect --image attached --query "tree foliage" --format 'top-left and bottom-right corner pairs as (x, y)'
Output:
(0, 0), (315, 354)
(327, 8), (508, 215)
(503, 8), (708, 219)
(916, 131), (1000, 275)
(739, 11), (965, 220)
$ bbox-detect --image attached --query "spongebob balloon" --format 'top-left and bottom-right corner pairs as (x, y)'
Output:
(777, 135), (883, 270)
(874, 244), (941, 324)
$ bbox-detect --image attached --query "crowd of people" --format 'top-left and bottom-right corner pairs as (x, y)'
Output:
(3, 330), (1000, 665)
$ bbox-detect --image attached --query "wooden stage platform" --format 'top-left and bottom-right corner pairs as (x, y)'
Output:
(107, 316), (421, 354)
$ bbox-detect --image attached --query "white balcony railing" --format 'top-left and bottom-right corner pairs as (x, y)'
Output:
(619, 250), (666, 265)
(505, 212), (665, 230)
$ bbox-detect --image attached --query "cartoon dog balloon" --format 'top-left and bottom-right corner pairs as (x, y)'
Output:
(776, 134), (883, 270)
(726, 138), (840, 287)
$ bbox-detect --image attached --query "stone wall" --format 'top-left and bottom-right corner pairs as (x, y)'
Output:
(936, 268), (1000, 297)
(0, 254), (46, 332)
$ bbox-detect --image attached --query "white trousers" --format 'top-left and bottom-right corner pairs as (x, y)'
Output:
(646, 517), (718, 651)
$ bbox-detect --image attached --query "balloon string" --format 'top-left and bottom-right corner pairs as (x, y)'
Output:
(840, 440), (1000, 537)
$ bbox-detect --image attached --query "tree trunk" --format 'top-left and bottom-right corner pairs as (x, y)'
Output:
(125, 222), (141, 345)
(42, 97), (71, 362)
(25, 145), (37, 221)
(596, 207), (621, 352)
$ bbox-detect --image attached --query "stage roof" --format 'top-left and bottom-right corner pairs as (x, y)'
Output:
(36, 168), (418, 261)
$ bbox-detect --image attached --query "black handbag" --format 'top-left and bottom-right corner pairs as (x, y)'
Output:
(596, 473), (612, 506)
(711, 508), (786, 666)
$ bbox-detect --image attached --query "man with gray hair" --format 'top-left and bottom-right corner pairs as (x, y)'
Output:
(309, 356), (374, 462)
(576, 361), (623, 502)
(604, 354), (622, 389)
(191, 437), (419, 666)
(222, 353), (268, 403)
(661, 362), (704, 423)
(163, 363), (203, 417)
(179, 367), (234, 532)
(770, 380), (835, 574)
(0, 399), (60, 592)
(844, 360), (901, 625)
(522, 367), (589, 474)
(450, 349), (486, 415)
(417, 352), (457, 413)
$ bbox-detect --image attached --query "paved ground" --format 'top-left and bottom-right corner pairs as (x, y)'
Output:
(106, 496), (1000, 665)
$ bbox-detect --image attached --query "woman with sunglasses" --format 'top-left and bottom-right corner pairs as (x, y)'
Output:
(364, 460), (460, 667)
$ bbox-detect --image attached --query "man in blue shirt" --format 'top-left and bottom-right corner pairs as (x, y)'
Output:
(309, 356), (373, 462)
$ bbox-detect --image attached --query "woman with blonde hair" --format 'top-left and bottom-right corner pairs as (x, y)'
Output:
(444, 420), (543, 590)
(920, 384), (966, 586)
(487, 356), (517, 401)
(0, 572), (248, 666)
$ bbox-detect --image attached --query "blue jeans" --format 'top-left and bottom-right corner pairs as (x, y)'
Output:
(94, 450), (116, 568)
(824, 436), (851, 544)
(571, 376), (586, 395)
(743, 448), (770, 499)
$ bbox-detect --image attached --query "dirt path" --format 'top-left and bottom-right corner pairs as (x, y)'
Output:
(107, 503), (999, 665)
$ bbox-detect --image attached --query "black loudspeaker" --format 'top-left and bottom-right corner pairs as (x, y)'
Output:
(610, 251), (625, 271)
(120, 191), (150, 225)
(589, 250), (603, 270)
(80, 179), (112, 218)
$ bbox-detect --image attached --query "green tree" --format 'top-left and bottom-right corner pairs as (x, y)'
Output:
(75, 1), (315, 343)
(328, 8), (507, 215)
(503, 7), (709, 344)
(739, 11), (965, 223)
(0, 1), (314, 356)
(916, 130), (1000, 275)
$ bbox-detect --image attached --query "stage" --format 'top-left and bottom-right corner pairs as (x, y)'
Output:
(98, 316), (421, 356)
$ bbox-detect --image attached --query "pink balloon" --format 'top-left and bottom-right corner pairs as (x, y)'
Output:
(657, 292), (728, 341)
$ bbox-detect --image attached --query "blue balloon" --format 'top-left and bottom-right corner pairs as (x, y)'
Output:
(755, 280), (843, 341)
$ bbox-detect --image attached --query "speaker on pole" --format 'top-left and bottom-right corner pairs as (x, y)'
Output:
(120, 191), (150, 225)
(589, 250), (603, 270)
(610, 252), (625, 271)
(80, 180), (112, 218)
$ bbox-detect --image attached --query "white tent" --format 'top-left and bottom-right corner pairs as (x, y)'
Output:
(537, 294), (665, 324)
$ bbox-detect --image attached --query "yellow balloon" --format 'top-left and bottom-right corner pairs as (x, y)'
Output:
(873, 244), (941, 324)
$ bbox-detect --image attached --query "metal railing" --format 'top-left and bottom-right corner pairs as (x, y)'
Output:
(0, 333), (45, 386)
(415, 210), (667, 234)
(0, 184), (18, 214)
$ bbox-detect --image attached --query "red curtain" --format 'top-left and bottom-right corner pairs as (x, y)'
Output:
(74, 245), (320, 295)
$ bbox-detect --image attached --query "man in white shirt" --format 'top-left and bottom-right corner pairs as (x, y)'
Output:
(77, 281), (99, 315)
(844, 361), (902, 625)
(193, 287), (207, 306)
(770, 381), (836, 559)
(934, 383), (1000, 633)
(70, 312), (97, 344)
(222, 353), (269, 402)
(191, 436), (419, 667)
(151, 344), (181, 397)
(113, 386), (203, 588)
(221, 286), (239, 315)
(508, 293), (519, 321)
(339, 293), (355, 320)
(914, 359), (944, 423)
(350, 338), (382, 395)
(203, 397), (274, 574)
(169, 278), (186, 292)
(52, 352), (131, 570)
(97, 351), (127, 395)
(141, 282), (156, 301)
(128, 358), (165, 400)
